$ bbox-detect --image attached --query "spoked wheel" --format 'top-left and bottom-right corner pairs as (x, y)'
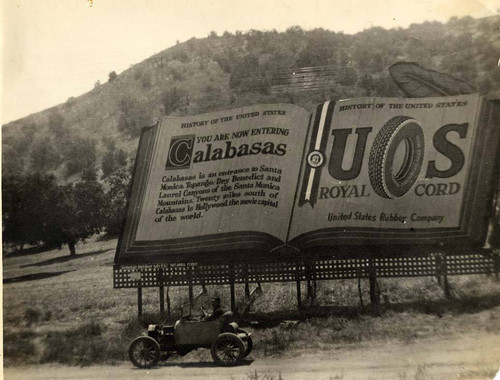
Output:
(243, 335), (253, 358)
(211, 333), (245, 366)
(128, 336), (161, 368)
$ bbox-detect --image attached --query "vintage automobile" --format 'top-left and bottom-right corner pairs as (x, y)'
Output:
(128, 311), (252, 367)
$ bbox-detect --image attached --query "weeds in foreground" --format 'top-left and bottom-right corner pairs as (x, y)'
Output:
(3, 273), (500, 366)
(232, 370), (284, 380)
(3, 331), (37, 365)
(41, 321), (106, 365)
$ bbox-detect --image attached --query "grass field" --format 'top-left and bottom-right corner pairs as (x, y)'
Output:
(3, 235), (500, 367)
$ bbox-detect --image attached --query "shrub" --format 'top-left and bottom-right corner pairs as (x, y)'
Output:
(161, 87), (186, 115)
(41, 321), (105, 365)
(24, 307), (42, 326)
(3, 331), (37, 365)
(141, 72), (152, 89)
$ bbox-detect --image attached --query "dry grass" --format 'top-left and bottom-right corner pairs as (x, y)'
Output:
(3, 235), (500, 366)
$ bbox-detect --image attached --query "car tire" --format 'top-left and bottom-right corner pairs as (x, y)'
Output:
(243, 335), (253, 358)
(128, 336), (161, 369)
(211, 333), (245, 366)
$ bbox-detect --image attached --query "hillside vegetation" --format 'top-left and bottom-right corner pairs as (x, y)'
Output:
(3, 15), (499, 180)
(2, 15), (500, 254)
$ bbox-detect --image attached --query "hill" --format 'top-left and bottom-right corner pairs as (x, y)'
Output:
(2, 15), (499, 181)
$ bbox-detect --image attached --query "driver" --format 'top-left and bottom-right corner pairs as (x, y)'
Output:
(201, 296), (225, 321)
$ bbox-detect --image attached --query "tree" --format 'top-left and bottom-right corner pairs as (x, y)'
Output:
(2, 173), (59, 249)
(29, 137), (61, 172)
(61, 136), (97, 178)
(117, 96), (154, 138)
(103, 167), (131, 235)
(108, 71), (118, 82)
(45, 179), (107, 255)
(48, 111), (66, 138)
(161, 87), (185, 115)
(2, 173), (107, 255)
(101, 139), (128, 177)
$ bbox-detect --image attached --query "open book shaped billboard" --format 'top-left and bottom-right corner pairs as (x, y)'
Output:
(115, 94), (499, 265)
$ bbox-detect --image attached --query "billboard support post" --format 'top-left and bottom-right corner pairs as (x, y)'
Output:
(188, 268), (194, 313)
(493, 255), (499, 281)
(369, 258), (379, 306)
(435, 254), (443, 286)
(166, 286), (171, 317)
(357, 278), (364, 309)
(230, 264), (236, 313)
(137, 286), (143, 317)
(442, 253), (452, 299)
(296, 262), (302, 310)
(159, 286), (165, 314)
(244, 264), (250, 299)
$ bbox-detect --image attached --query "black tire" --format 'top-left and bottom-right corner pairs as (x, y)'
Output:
(368, 116), (425, 199)
(243, 335), (253, 358)
(211, 333), (245, 366)
(128, 336), (161, 369)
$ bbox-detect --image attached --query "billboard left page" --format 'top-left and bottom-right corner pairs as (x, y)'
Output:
(116, 104), (311, 264)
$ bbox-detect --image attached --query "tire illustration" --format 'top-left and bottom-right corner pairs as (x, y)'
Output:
(128, 336), (161, 369)
(211, 333), (245, 366)
(368, 116), (425, 199)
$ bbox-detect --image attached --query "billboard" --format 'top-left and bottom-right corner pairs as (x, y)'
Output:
(115, 94), (499, 265)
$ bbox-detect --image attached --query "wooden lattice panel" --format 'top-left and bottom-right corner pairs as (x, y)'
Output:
(113, 253), (499, 288)
(446, 254), (496, 275)
(311, 258), (368, 280)
(374, 256), (437, 277)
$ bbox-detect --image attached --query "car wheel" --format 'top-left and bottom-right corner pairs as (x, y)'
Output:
(128, 336), (161, 368)
(243, 335), (253, 358)
(211, 333), (245, 366)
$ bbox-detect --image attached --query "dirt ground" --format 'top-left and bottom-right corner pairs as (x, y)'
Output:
(4, 330), (500, 380)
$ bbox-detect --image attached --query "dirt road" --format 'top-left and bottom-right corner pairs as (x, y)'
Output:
(5, 332), (500, 380)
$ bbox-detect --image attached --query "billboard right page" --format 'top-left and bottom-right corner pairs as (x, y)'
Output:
(288, 94), (499, 250)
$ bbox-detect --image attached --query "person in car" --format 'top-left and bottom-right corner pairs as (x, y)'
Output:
(201, 296), (225, 321)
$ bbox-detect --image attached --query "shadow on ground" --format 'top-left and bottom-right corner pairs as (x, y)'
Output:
(238, 293), (500, 328)
(155, 359), (253, 368)
(20, 249), (112, 268)
(3, 270), (75, 284)
(4, 244), (58, 258)
(96, 234), (118, 242)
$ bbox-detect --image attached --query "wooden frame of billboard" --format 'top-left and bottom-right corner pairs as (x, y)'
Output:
(114, 98), (500, 316)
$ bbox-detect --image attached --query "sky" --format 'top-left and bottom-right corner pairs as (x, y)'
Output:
(1, 0), (499, 124)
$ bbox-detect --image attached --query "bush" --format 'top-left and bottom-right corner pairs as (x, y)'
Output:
(41, 321), (105, 365)
(161, 87), (186, 115)
(141, 72), (152, 89)
(3, 331), (37, 365)
(24, 307), (42, 326)
(116, 96), (153, 138)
